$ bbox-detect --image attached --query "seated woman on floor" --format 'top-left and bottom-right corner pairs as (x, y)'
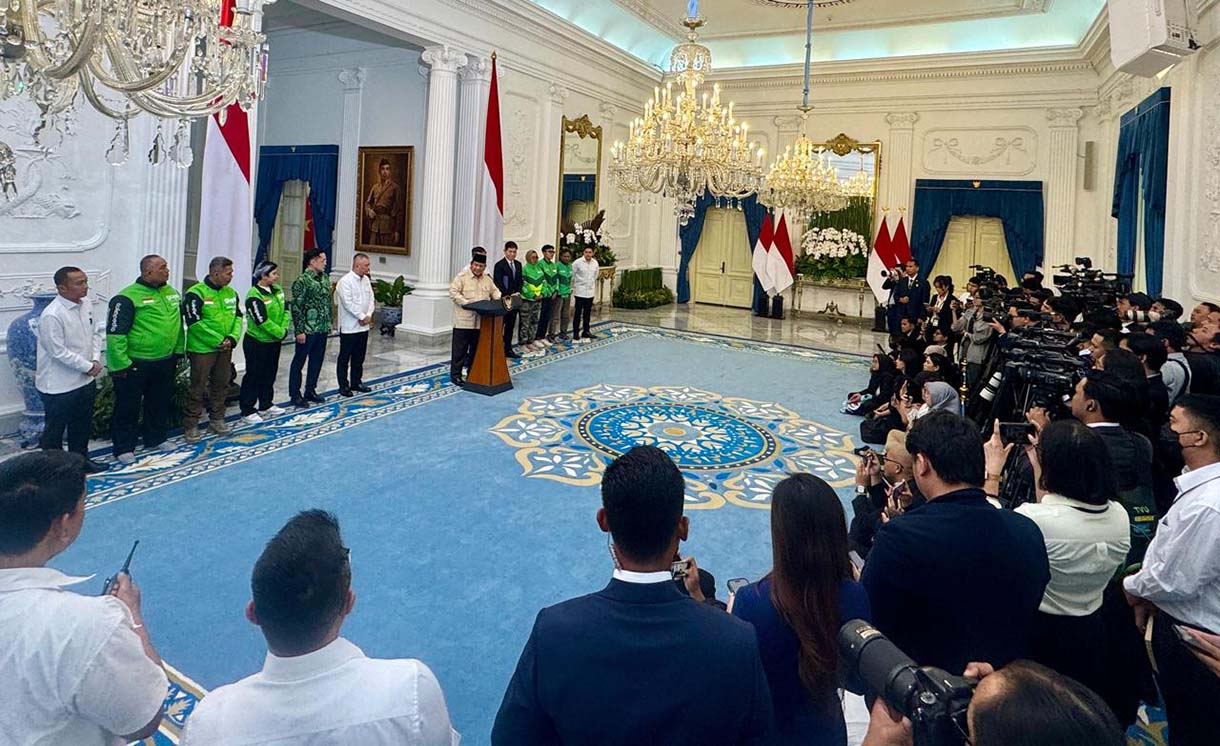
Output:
(922, 349), (962, 391)
(843, 354), (898, 416)
(860, 378), (922, 445)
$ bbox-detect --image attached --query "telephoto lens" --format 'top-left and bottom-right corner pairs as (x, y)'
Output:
(838, 620), (975, 746)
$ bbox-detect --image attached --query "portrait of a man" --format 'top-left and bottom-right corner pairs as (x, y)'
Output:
(356, 146), (413, 255)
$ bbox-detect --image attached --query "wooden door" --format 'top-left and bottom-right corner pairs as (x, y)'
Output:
(930, 216), (1015, 286)
(692, 207), (753, 308)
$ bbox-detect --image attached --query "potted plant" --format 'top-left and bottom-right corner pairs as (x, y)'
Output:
(561, 210), (618, 300)
(796, 227), (869, 283)
(373, 275), (413, 334)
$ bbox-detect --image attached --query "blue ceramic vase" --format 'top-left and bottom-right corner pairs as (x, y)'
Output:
(7, 292), (57, 447)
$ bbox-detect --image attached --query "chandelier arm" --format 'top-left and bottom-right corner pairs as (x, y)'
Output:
(84, 27), (194, 94)
(77, 69), (144, 120)
(127, 76), (247, 117)
(16, 0), (104, 78)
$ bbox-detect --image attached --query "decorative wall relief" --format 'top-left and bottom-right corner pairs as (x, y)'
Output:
(503, 92), (539, 239)
(0, 270), (111, 343)
(1195, 48), (1220, 286)
(921, 127), (1038, 176)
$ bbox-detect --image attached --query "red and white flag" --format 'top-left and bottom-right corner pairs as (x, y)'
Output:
(474, 54), (504, 266)
(768, 213), (796, 295)
(752, 212), (775, 295)
(867, 216), (895, 304)
(891, 216), (912, 267)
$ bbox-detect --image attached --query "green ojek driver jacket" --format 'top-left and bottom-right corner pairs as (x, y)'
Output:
(106, 278), (185, 372)
(183, 278), (243, 354)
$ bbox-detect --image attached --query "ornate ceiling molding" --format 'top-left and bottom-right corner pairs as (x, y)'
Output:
(712, 57), (1096, 90)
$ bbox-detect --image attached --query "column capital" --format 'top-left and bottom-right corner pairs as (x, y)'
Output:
(885, 112), (920, 129)
(338, 67), (366, 91)
(422, 45), (467, 74)
(599, 102), (618, 123)
(460, 55), (493, 83)
(1046, 107), (1085, 128)
(549, 83), (569, 105)
(773, 114), (804, 132)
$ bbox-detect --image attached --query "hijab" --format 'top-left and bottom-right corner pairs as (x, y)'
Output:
(925, 382), (961, 414)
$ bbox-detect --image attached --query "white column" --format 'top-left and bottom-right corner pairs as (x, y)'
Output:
(537, 84), (568, 246)
(142, 160), (189, 289)
(334, 67), (366, 276)
(1045, 107), (1085, 270)
(884, 113), (920, 214)
(452, 55), (492, 277)
(400, 45), (468, 339)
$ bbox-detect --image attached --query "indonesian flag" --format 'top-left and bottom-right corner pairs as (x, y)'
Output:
(867, 216), (896, 304)
(475, 54), (505, 266)
(768, 213), (796, 295)
(752, 212), (775, 295)
(196, 1), (253, 294)
(891, 216), (912, 267)
(302, 186), (316, 251)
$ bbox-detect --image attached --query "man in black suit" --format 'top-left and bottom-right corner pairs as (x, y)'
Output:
(883, 259), (929, 336)
(492, 446), (774, 745)
(860, 411), (1050, 676)
(493, 241), (523, 359)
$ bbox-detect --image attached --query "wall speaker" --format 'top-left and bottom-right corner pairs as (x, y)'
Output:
(1083, 141), (1097, 192)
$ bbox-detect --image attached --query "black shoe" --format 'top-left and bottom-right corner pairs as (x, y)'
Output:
(305, 393), (326, 404)
(451, 374), (464, 386)
(292, 397), (308, 408)
(339, 388), (354, 398)
(83, 458), (109, 474)
(506, 351), (521, 359)
(585, 333), (599, 340)
(353, 384), (372, 393)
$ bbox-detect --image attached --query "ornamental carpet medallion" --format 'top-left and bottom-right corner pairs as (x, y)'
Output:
(491, 385), (856, 509)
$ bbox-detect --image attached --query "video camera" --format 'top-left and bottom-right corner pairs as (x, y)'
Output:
(1052, 257), (1133, 314)
(839, 620), (975, 746)
(971, 322), (1087, 425)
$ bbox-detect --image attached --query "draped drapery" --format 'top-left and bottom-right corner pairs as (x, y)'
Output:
(676, 192), (716, 303)
(739, 196), (770, 315)
(909, 180), (1045, 278)
(254, 145), (340, 272)
(1112, 87), (1171, 297)
(561, 174), (596, 206)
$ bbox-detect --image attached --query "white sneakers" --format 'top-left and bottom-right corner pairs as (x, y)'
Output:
(242, 413), (264, 425)
(265, 405), (287, 416)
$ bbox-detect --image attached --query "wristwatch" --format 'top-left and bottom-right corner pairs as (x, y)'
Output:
(855, 485), (868, 496)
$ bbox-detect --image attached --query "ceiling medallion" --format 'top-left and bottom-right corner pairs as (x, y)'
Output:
(750, 0), (854, 8)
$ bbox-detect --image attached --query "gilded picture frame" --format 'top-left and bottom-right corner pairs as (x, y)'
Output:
(356, 145), (414, 256)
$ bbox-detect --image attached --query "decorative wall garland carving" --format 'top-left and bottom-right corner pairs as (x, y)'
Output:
(922, 127), (1038, 176)
(503, 96), (537, 233)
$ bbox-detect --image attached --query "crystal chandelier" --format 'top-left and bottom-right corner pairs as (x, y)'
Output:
(0, 0), (270, 166)
(609, 1), (763, 225)
(842, 164), (874, 198)
(758, 0), (848, 220)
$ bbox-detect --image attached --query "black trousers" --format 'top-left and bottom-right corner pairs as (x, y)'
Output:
(536, 297), (553, 340)
(574, 296), (594, 337)
(1152, 611), (1220, 746)
(39, 381), (97, 455)
(289, 333), (327, 398)
(336, 331), (369, 390)
(240, 337), (282, 415)
(111, 357), (176, 456)
(451, 328), (480, 379)
(502, 309), (518, 354)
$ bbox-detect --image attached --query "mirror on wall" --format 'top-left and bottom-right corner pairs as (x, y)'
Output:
(557, 115), (602, 237)
(808, 134), (881, 241)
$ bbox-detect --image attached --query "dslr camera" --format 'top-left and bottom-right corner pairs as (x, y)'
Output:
(839, 620), (975, 746)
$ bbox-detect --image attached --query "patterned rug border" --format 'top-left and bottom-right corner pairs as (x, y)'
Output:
(84, 321), (869, 510)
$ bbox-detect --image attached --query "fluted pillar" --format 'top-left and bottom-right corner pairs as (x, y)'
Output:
(537, 84), (568, 245)
(1045, 108), (1084, 269)
(400, 45), (468, 339)
(452, 55), (492, 277)
(142, 157), (189, 289)
(884, 113), (919, 215)
(334, 67), (366, 276)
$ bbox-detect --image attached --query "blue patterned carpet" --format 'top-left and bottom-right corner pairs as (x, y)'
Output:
(53, 322), (1165, 744)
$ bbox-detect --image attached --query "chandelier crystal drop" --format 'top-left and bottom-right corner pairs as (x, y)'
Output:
(0, 0), (270, 166)
(757, 0), (848, 221)
(609, 3), (763, 226)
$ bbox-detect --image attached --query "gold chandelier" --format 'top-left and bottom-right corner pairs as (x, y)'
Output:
(609, 4), (763, 225)
(758, 0), (848, 220)
(0, 0), (270, 166)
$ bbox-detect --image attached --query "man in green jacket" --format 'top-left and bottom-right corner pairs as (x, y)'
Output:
(182, 256), (242, 442)
(549, 248), (573, 341)
(288, 248), (333, 407)
(106, 254), (185, 463)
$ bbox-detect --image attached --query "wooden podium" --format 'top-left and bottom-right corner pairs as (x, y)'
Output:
(462, 300), (513, 396)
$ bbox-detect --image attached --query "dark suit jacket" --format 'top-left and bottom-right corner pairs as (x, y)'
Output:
(860, 488), (1050, 675)
(492, 579), (774, 745)
(494, 258), (524, 296)
(883, 275), (930, 321)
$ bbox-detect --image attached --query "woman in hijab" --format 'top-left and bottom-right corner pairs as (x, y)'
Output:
(915, 380), (962, 419)
(844, 354), (897, 416)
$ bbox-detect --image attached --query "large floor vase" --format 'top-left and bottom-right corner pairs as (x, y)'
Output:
(7, 292), (56, 447)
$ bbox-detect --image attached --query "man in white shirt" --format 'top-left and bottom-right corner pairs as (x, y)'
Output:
(570, 246), (599, 341)
(1124, 394), (1220, 746)
(0, 451), (168, 745)
(183, 510), (459, 746)
(36, 266), (106, 473)
(335, 253), (376, 397)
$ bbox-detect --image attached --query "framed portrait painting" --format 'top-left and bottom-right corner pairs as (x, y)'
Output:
(356, 146), (414, 255)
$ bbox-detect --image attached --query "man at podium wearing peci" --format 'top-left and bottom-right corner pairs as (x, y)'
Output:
(449, 247), (502, 386)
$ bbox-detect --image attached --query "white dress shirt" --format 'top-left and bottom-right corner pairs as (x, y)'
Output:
(1016, 494), (1131, 616)
(612, 569), (674, 584)
(0, 567), (168, 746)
(336, 271), (375, 334)
(183, 637), (459, 746)
(571, 257), (599, 299)
(36, 294), (103, 394)
(1124, 461), (1220, 631)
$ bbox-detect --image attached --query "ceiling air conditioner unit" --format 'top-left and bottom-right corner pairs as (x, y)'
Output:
(1108, 0), (1199, 77)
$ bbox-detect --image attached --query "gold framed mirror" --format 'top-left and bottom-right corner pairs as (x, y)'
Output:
(557, 115), (603, 239)
(809, 133), (882, 239)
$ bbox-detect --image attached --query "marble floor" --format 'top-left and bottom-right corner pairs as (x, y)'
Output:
(0, 304), (886, 460)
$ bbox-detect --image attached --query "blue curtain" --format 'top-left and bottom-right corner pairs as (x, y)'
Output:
(909, 180), (1045, 278)
(561, 174), (596, 205)
(1112, 87), (1171, 296)
(676, 192), (716, 303)
(254, 145), (340, 273)
(739, 195), (770, 315)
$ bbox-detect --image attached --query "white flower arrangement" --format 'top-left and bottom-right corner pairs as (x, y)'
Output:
(801, 227), (869, 260)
